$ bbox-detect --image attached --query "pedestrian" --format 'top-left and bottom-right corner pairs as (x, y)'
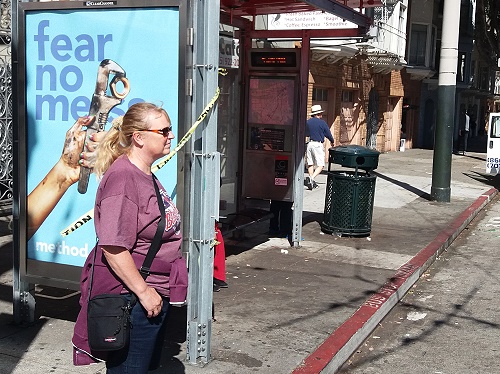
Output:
(213, 221), (229, 292)
(72, 102), (188, 372)
(305, 104), (334, 190)
(458, 108), (470, 155)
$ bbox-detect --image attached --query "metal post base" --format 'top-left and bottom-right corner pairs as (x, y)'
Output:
(430, 186), (451, 202)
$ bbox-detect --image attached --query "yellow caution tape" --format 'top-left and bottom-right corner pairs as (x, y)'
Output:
(152, 86), (220, 173)
(60, 84), (221, 236)
(60, 210), (95, 237)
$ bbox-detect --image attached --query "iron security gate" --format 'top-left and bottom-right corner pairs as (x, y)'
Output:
(0, 0), (12, 214)
(366, 88), (379, 150)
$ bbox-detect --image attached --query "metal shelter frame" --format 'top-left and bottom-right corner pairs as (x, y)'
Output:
(186, 0), (374, 366)
(184, 0), (221, 366)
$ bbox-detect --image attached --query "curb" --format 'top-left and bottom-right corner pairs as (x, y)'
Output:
(292, 188), (498, 374)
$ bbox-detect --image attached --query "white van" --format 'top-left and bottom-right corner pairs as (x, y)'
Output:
(486, 112), (500, 174)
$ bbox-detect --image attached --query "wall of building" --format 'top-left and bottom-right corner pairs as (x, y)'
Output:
(417, 81), (438, 149)
(410, 0), (435, 23)
(309, 55), (405, 154)
(401, 69), (422, 149)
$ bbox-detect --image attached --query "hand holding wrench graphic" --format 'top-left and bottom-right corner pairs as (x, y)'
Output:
(77, 59), (130, 194)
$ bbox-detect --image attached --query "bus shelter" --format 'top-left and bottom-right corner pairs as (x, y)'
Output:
(220, 0), (373, 249)
(11, 0), (377, 367)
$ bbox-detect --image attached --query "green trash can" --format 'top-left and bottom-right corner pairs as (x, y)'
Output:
(321, 146), (380, 236)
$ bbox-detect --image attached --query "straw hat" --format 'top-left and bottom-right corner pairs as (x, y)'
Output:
(310, 104), (324, 115)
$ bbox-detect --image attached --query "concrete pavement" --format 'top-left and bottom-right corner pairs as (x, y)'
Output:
(0, 136), (499, 373)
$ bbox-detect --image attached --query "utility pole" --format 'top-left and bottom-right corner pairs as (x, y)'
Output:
(431, 0), (461, 202)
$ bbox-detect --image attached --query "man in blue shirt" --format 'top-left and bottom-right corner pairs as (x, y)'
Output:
(305, 104), (334, 190)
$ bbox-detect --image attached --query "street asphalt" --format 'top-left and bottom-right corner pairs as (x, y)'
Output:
(0, 135), (498, 374)
(337, 192), (500, 373)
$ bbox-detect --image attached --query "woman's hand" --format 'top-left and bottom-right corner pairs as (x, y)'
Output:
(58, 116), (109, 184)
(79, 130), (107, 168)
(59, 116), (94, 185)
(101, 245), (164, 318)
(136, 287), (164, 318)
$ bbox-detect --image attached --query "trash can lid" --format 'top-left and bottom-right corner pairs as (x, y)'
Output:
(330, 145), (380, 156)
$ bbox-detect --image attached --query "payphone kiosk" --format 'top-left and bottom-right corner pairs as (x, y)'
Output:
(242, 49), (300, 202)
(486, 112), (500, 174)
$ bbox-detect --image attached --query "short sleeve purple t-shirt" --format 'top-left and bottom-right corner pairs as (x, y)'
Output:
(94, 155), (182, 296)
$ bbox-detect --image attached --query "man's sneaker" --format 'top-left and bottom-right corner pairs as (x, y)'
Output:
(305, 176), (313, 190)
(312, 180), (319, 189)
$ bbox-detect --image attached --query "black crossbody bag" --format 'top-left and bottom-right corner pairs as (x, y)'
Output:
(87, 174), (165, 352)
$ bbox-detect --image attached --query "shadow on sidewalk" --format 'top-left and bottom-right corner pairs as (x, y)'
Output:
(373, 172), (431, 200)
(302, 211), (322, 226)
(0, 234), (51, 372)
(462, 171), (500, 188)
(0, 313), (47, 373)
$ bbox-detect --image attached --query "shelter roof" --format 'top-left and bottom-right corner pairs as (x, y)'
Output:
(220, 0), (382, 28)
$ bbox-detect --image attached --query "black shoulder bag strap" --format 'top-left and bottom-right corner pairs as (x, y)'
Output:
(139, 173), (166, 278)
(88, 173), (166, 305)
(129, 173), (166, 305)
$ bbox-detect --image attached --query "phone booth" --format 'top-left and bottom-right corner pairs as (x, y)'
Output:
(242, 49), (301, 203)
(486, 112), (500, 174)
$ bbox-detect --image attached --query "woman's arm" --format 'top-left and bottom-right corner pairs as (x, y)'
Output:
(27, 158), (79, 239)
(27, 116), (106, 239)
(101, 245), (164, 318)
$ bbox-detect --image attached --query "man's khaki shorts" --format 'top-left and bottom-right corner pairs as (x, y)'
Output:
(306, 141), (325, 167)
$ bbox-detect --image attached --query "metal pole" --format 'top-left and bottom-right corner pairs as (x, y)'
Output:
(431, 0), (461, 202)
(11, 0), (36, 325)
(292, 30), (310, 247)
(185, 0), (220, 366)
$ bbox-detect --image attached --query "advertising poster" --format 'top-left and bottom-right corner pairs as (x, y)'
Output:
(24, 5), (180, 267)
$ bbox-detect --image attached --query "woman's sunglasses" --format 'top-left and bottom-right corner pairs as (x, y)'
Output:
(143, 126), (173, 137)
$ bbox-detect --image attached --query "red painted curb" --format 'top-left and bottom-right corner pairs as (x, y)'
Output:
(292, 188), (497, 374)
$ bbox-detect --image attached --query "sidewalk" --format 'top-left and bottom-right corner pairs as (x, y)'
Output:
(1, 138), (499, 374)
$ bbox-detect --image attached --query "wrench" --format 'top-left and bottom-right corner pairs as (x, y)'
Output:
(77, 59), (130, 194)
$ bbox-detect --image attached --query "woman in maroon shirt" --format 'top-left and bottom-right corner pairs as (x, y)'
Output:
(72, 103), (187, 372)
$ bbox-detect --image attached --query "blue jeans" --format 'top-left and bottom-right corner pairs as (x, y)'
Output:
(106, 295), (170, 374)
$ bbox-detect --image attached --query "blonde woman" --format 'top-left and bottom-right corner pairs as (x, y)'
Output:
(72, 103), (188, 372)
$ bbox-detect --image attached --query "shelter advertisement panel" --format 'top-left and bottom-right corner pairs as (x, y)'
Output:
(15, 0), (184, 284)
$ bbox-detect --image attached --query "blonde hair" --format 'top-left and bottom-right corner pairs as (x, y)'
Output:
(93, 102), (170, 178)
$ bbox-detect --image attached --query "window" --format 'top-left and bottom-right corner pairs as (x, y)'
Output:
(480, 67), (490, 91)
(490, 116), (500, 138)
(312, 87), (328, 101)
(430, 26), (436, 69)
(457, 52), (466, 82)
(342, 90), (354, 103)
(470, 59), (476, 85)
(495, 71), (500, 95)
(409, 24), (427, 66)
